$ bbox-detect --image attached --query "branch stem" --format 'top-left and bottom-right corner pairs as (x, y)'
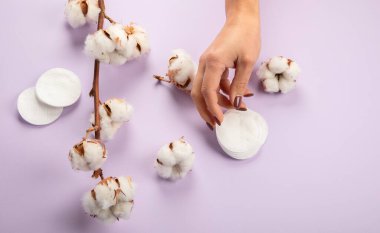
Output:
(105, 14), (116, 24)
(92, 0), (106, 140)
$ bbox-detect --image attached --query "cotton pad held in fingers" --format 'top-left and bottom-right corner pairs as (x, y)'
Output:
(35, 68), (81, 107)
(17, 87), (63, 125)
(216, 109), (268, 159)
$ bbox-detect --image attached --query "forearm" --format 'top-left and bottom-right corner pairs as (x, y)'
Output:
(225, 0), (260, 24)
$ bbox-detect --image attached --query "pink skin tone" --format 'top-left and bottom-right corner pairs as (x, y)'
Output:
(191, 0), (261, 128)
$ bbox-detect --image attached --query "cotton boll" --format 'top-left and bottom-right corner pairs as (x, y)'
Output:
(268, 56), (289, 74)
(262, 78), (280, 93)
(89, 113), (122, 141)
(82, 176), (136, 222)
(68, 139), (107, 171)
(90, 100), (131, 141)
(94, 30), (116, 53)
(170, 153), (195, 179)
(156, 144), (177, 167)
(167, 49), (196, 91)
(123, 23), (150, 60)
(256, 62), (275, 80)
(104, 98), (134, 122)
(126, 24), (150, 55)
(106, 23), (128, 50)
(118, 176), (136, 201)
(82, 191), (117, 223)
(282, 61), (301, 80)
(279, 77), (296, 94)
(82, 140), (107, 169)
(84, 30), (115, 63)
(64, 0), (86, 28)
(111, 201), (134, 220)
(171, 137), (194, 162)
(86, 0), (100, 23)
(258, 56), (301, 94)
(93, 179), (118, 209)
(84, 34), (111, 63)
(109, 52), (128, 65)
(154, 160), (173, 179)
(155, 137), (195, 180)
(64, 0), (100, 28)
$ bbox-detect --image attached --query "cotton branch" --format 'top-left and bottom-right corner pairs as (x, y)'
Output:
(89, 0), (106, 140)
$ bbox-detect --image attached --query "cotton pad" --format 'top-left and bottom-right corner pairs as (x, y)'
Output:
(17, 87), (63, 125)
(35, 68), (81, 107)
(216, 109), (268, 159)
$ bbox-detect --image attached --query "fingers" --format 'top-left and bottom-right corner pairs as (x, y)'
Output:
(217, 93), (234, 109)
(220, 74), (254, 97)
(191, 59), (216, 128)
(201, 62), (225, 125)
(229, 57), (255, 109)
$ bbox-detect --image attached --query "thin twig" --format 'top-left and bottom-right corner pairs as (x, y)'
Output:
(153, 75), (171, 83)
(83, 126), (100, 139)
(105, 14), (116, 24)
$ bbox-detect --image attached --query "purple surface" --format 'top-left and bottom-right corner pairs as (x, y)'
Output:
(1, 0), (380, 232)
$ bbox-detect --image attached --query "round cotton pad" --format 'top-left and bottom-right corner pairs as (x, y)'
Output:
(17, 87), (63, 125)
(35, 68), (81, 107)
(216, 109), (268, 160)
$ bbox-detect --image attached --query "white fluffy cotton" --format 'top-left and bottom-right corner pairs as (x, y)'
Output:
(90, 98), (133, 141)
(84, 23), (150, 65)
(82, 176), (135, 223)
(155, 137), (195, 180)
(155, 49), (196, 92)
(64, 0), (100, 28)
(256, 56), (301, 94)
(69, 139), (107, 171)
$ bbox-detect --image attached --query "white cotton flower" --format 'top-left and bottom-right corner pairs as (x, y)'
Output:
(89, 99), (133, 141)
(167, 49), (196, 91)
(103, 98), (134, 122)
(256, 56), (301, 94)
(90, 112), (122, 141)
(279, 77), (296, 94)
(262, 78), (280, 93)
(256, 63), (275, 80)
(106, 23), (128, 51)
(64, 0), (100, 28)
(86, 0), (100, 22)
(123, 23), (151, 60)
(84, 29), (116, 64)
(84, 32), (111, 63)
(268, 56), (289, 74)
(155, 137), (195, 180)
(154, 49), (196, 92)
(82, 176), (136, 223)
(68, 139), (107, 171)
(84, 23), (150, 65)
(282, 61), (301, 80)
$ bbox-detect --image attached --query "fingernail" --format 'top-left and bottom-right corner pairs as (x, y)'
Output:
(234, 95), (243, 109)
(206, 122), (214, 131)
(244, 93), (254, 97)
(238, 107), (247, 111)
(214, 117), (221, 126)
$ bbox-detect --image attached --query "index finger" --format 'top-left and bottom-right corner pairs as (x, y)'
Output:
(201, 62), (225, 125)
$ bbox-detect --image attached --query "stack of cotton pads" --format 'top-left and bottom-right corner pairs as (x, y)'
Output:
(17, 68), (81, 125)
(216, 109), (268, 160)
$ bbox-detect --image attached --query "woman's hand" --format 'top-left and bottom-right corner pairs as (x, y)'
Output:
(191, 0), (260, 129)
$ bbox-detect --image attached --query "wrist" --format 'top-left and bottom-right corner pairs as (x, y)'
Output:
(225, 0), (260, 25)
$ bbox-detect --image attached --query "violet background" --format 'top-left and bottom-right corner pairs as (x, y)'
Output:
(1, 0), (380, 232)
